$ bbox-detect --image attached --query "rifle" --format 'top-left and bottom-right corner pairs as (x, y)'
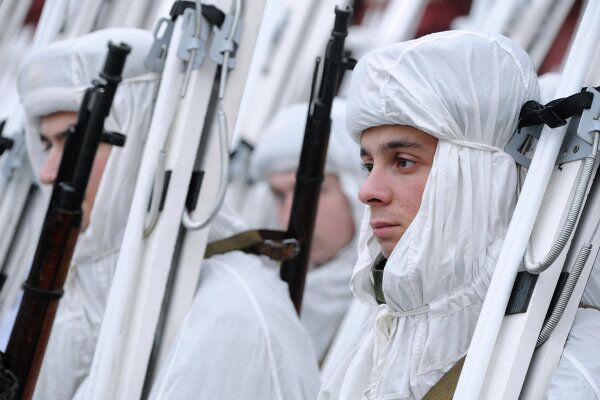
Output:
(280, 7), (356, 313)
(0, 41), (130, 400)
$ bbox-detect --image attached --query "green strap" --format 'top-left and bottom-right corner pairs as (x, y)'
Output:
(205, 230), (264, 258)
(579, 303), (600, 312)
(372, 267), (386, 305)
(205, 229), (299, 261)
(371, 255), (387, 305)
(422, 357), (465, 400)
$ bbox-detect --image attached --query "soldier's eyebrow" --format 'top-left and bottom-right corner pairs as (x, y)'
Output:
(39, 128), (68, 142)
(380, 139), (424, 153)
(361, 139), (424, 158)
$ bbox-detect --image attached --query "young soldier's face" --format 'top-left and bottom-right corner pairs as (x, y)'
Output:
(359, 125), (437, 258)
(269, 171), (355, 265)
(39, 111), (111, 231)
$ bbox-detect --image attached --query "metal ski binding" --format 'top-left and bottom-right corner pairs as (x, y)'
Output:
(145, 17), (175, 73)
(145, 1), (225, 73)
(177, 7), (210, 69)
(506, 87), (600, 168)
(209, 7), (243, 69)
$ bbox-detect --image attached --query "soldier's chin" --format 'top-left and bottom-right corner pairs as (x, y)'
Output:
(377, 239), (397, 259)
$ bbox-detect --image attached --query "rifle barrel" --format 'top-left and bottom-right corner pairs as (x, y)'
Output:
(280, 7), (354, 313)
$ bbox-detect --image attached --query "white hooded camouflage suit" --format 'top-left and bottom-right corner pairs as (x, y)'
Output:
(319, 30), (599, 399)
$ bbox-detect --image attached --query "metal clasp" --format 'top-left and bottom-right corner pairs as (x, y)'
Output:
(145, 17), (175, 73)
(505, 88), (600, 168)
(209, 12), (243, 69)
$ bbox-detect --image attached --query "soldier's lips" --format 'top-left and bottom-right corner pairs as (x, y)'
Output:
(370, 221), (400, 238)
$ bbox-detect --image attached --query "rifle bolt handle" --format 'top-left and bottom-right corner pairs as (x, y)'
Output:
(101, 131), (126, 147)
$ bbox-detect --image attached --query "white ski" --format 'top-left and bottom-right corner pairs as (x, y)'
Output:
(455, 2), (600, 399)
(82, 2), (266, 398)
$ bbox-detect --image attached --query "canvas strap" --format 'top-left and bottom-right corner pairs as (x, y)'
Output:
(205, 229), (299, 261)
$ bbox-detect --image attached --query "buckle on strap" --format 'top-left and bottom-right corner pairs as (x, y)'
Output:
(537, 107), (567, 128)
(518, 90), (594, 130)
(507, 88), (600, 168)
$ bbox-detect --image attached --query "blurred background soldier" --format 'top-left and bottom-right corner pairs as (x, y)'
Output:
(16, 28), (158, 399)
(248, 99), (365, 364)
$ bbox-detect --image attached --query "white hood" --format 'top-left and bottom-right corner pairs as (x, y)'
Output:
(321, 31), (539, 399)
(17, 28), (158, 400)
(250, 99), (366, 362)
(19, 27), (158, 264)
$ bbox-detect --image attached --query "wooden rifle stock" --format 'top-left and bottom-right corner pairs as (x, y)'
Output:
(280, 7), (356, 313)
(4, 209), (81, 400)
(1, 42), (131, 400)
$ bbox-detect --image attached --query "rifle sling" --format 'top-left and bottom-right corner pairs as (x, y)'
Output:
(423, 356), (465, 400)
(205, 229), (299, 262)
(579, 303), (600, 311)
(21, 281), (64, 300)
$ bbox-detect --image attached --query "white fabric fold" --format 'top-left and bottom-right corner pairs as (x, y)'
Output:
(148, 204), (321, 400)
(545, 309), (600, 400)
